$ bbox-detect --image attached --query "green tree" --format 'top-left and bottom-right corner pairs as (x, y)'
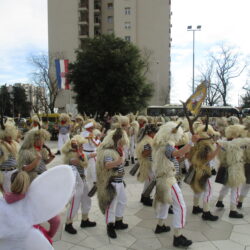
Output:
(0, 85), (12, 117)
(13, 86), (31, 117)
(68, 34), (153, 115)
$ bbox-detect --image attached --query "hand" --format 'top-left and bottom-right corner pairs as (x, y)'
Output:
(116, 157), (124, 165)
(49, 154), (55, 159)
(89, 152), (97, 158)
(36, 152), (42, 160)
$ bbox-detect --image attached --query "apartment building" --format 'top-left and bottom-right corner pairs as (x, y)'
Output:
(48, 0), (172, 107)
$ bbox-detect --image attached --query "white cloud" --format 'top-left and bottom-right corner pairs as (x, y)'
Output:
(0, 0), (47, 84)
(171, 0), (250, 106)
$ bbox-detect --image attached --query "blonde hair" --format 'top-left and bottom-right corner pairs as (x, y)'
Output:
(11, 171), (30, 194)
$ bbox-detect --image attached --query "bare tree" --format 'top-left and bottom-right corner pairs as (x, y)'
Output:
(211, 44), (246, 105)
(199, 60), (222, 106)
(28, 52), (64, 113)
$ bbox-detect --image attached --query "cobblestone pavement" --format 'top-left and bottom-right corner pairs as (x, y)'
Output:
(43, 141), (250, 250)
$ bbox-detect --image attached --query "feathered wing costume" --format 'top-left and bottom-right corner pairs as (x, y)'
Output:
(152, 122), (183, 206)
(0, 165), (75, 250)
(96, 128), (129, 214)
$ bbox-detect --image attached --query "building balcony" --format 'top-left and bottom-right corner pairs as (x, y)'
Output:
(94, 18), (101, 26)
(79, 19), (89, 25)
(94, 3), (101, 12)
(79, 0), (88, 10)
(79, 34), (89, 39)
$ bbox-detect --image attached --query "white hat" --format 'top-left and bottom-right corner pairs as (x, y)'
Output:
(84, 122), (94, 129)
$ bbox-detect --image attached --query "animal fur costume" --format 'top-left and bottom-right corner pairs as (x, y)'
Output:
(137, 116), (148, 128)
(214, 117), (228, 137)
(17, 129), (51, 181)
(129, 120), (139, 137)
(96, 128), (129, 214)
(31, 115), (41, 128)
(152, 121), (183, 205)
(59, 113), (71, 125)
(188, 124), (219, 193)
(215, 125), (247, 188)
(71, 115), (84, 136)
(217, 138), (246, 187)
(0, 123), (19, 164)
(225, 124), (247, 140)
(61, 135), (88, 168)
(227, 116), (240, 125)
(136, 125), (155, 182)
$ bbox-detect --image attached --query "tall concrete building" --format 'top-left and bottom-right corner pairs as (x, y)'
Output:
(48, 0), (172, 108)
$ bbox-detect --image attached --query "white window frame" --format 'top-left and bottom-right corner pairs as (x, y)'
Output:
(124, 21), (131, 29)
(107, 16), (113, 23)
(125, 7), (131, 15)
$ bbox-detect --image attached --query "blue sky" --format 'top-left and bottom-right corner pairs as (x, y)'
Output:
(0, 0), (47, 84)
(0, 0), (249, 106)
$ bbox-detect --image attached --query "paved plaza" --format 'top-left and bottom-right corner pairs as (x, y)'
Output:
(44, 141), (250, 250)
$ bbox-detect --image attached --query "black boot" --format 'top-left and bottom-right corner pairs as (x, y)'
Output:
(202, 211), (219, 221)
(131, 156), (135, 164)
(80, 219), (96, 228)
(142, 196), (153, 207)
(154, 224), (171, 234)
(55, 150), (61, 155)
(237, 202), (243, 209)
(125, 160), (129, 166)
(173, 235), (192, 247)
(229, 210), (244, 218)
(115, 220), (128, 230)
(192, 206), (203, 214)
(140, 194), (145, 203)
(216, 200), (224, 208)
(65, 223), (77, 234)
(168, 205), (174, 214)
(107, 223), (117, 238)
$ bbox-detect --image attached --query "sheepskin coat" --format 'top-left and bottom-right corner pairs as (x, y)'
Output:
(217, 139), (246, 187)
(136, 135), (153, 182)
(152, 122), (183, 205)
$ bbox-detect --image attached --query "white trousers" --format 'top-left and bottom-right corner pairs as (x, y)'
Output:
(105, 182), (127, 224)
(240, 184), (250, 197)
(86, 156), (97, 183)
(2, 169), (17, 193)
(219, 185), (240, 206)
(142, 168), (155, 194)
(58, 133), (70, 151)
(129, 135), (136, 158)
(124, 146), (129, 161)
(156, 183), (186, 229)
(67, 172), (91, 221)
(194, 179), (212, 203)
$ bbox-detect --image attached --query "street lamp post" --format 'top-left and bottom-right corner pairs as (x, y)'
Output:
(187, 25), (202, 94)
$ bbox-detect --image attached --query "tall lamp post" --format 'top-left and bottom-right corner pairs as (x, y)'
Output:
(187, 25), (201, 93)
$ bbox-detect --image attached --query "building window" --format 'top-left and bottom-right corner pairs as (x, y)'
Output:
(125, 36), (131, 41)
(107, 3), (113, 9)
(125, 7), (131, 15)
(107, 16), (113, 23)
(124, 21), (131, 29)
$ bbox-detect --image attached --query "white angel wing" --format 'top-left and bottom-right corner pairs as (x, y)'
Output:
(25, 228), (54, 250)
(24, 164), (75, 225)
